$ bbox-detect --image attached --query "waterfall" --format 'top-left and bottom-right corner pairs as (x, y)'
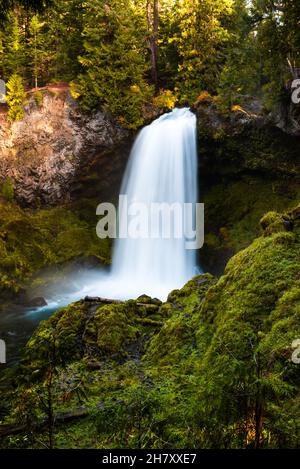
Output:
(87, 107), (199, 301)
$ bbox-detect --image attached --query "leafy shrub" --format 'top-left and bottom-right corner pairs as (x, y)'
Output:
(153, 89), (177, 109)
(33, 90), (43, 107)
(6, 73), (26, 122)
(1, 178), (14, 201)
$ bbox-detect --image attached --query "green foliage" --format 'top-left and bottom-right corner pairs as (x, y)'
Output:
(1, 13), (26, 77)
(0, 200), (111, 295)
(42, 0), (86, 82)
(3, 204), (300, 449)
(174, 0), (234, 103)
(152, 89), (177, 109)
(218, 0), (300, 110)
(28, 14), (47, 88)
(0, 0), (297, 120)
(1, 178), (14, 201)
(217, 1), (262, 108)
(72, 0), (153, 129)
(5, 73), (26, 121)
(33, 90), (43, 107)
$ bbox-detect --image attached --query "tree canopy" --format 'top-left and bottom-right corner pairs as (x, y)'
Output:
(0, 0), (299, 126)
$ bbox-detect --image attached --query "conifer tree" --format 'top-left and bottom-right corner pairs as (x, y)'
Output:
(72, 0), (153, 129)
(2, 13), (26, 78)
(174, 0), (234, 103)
(28, 14), (45, 87)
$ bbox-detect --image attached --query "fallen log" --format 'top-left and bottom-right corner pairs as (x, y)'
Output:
(0, 407), (89, 438)
(84, 296), (123, 304)
(83, 296), (159, 310)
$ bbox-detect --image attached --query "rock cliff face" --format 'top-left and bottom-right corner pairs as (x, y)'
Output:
(0, 91), (132, 206)
(194, 98), (300, 183)
(193, 97), (300, 275)
(1, 92), (300, 208)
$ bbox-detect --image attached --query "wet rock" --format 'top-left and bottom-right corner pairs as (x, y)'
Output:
(25, 297), (47, 307)
(136, 294), (162, 306)
(0, 91), (132, 206)
(194, 99), (300, 181)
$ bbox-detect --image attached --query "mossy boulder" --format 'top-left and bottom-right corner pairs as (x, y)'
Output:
(260, 210), (293, 235)
(2, 207), (300, 448)
(145, 274), (215, 368)
(19, 294), (171, 376)
(0, 200), (111, 297)
(194, 206), (300, 447)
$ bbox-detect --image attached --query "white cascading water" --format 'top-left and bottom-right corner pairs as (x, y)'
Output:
(109, 107), (198, 299)
(6, 109), (199, 359)
(64, 107), (198, 303)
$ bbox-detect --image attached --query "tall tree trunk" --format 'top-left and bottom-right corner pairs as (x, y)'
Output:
(147, 0), (158, 90)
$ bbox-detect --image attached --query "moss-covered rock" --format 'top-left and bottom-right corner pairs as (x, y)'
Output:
(1, 206), (300, 449)
(0, 200), (111, 298)
(19, 295), (170, 375)
(195, 100), (300, 181)
(260, 210), (293, 235)
(201, 177), (300, 275)
(144, 274), (215, 367)
(194, 206), (300, 447)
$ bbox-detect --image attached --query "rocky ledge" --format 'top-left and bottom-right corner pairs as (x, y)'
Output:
(0, 91), (132, 206)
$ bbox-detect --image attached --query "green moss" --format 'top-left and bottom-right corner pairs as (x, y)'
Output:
(260, 211), (281, 229)
(145, 274), (215, 368)
(88, 304), (139, 356)
(202, 178), (300, 274)
(2, 206), (300, 449)
(0, 200), (111, 296)
(1, 178), (14, 202)
(194, 208), (300, 447)
(260, 210), (293, 236)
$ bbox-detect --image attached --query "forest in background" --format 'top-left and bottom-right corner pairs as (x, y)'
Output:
(0, 0), (300, 127)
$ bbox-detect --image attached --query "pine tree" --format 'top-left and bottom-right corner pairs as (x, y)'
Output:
(217, 0), (262, 109)
(72, 0), (153, 129)
(43, 0), (85, 82)
(146, 0), (159, 89)
(28, 14), (46, 87)
(174, 0), (234, 103)
(2, 12), (26, 78)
